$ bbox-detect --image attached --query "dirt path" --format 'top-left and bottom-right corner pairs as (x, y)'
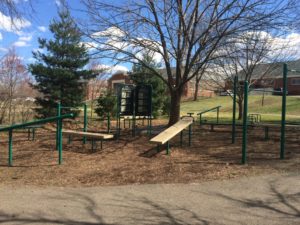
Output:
(0, 173), (299, 225)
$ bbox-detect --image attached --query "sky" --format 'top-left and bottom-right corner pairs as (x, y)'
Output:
(1, 0), (300, 75)
(0, 0), (129, 73)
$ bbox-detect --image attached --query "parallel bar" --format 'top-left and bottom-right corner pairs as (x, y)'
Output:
(197, 106), (222, 115)
(280, 64), (287, 159)
(242, 81), (249, 164)
(249, 89), (282, 93)
(0, 113), (73, 132)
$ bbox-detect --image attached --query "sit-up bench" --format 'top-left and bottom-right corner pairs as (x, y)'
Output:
(150, 117), (193, 154)
(62, 129), (113, 151)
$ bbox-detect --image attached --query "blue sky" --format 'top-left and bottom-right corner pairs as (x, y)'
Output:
(0, 0), (61, 63)
(0, 0), (129, 73)
(1, 0), (300, 73)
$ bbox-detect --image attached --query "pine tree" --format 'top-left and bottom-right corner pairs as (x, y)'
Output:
(29, 10), (93, 118)
(131, 53), (169, 117)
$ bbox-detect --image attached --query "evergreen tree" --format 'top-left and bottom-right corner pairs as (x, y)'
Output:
(130, 53), (169, 117)
(29, 10), (93, 118)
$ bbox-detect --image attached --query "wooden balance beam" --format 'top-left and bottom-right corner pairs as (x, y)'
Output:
(62, 129), (113, 151)
(150, 117), (193, 154)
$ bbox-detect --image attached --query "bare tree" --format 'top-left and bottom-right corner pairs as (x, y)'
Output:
(0, 0), (34, 21)
(0, 49), (28, 124)
(208, 30), (293, 119)
(79, 0), (297, 125)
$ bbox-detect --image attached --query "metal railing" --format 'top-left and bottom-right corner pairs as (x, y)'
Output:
(197, 106), (221, 125)
(0, 113), (74, 166)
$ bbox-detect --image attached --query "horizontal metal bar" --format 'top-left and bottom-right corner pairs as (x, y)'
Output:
(249, 89), (283, 93)
(197, 106), (221, 115)
(0, 114), (74, 132)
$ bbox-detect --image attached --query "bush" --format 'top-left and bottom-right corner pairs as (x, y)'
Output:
(94, 91), (117, 119)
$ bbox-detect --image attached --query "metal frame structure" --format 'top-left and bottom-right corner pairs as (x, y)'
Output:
(56, 103), (88, 149)
(0, 113), (74, 166)
(116, 84), (153, 137)
(197, 106), (221, 125)
(232, 63), (295, 164)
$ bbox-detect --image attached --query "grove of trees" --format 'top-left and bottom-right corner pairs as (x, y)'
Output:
(80, 0), (298, 125)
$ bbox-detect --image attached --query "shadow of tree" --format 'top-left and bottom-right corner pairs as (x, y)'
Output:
(211, 179), (300, 219)
(0, 190), (211, 225)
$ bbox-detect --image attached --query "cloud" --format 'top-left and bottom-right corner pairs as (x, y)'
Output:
(19, 34), (32, 42)
(0, 32), (2, 41)
(0, 47), (8, 52)
(270, 32), (300, 59)
(12, 33), (32, 47)
(0, 12), (31, 33)
(13, 41), (29, 47)
(55, 0), (61, 7)
(94, 64), (129, 74)
(91, 26), (163, 63)
(37, 26), (47, 32)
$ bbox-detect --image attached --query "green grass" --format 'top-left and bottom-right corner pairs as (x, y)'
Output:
(181, 95), (300, 123)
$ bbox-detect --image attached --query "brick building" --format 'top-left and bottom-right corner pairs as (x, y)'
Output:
(107, 72), (132, 93)
(107, 70), (215, 98)
(237, 59), (300, 95)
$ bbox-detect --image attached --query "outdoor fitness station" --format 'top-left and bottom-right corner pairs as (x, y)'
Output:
(197, 63), (299, 164)
(116, 84), (153, 137)
(238, 63), (300, 164)
(56, 103), (113, 151)
(0, 113), (74, 166)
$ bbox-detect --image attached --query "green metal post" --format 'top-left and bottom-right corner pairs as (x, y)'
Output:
(280, 64), (287, 159)
(188, 125), (192, 146)
(58, 118), (63, 164)
(83, 103), (87, 144)
(166, 141), (170, 155)
(180, 131), (183, 147)
(199, 114), (202, 125)
(27, 128), (30, 141)
(68, 135), (72, 144)
(242, 81), (249, 164)
(8, 129), (13, 166)
(56, 102), (61, 150)
(32, 128), (35, 141)
(264, 127), (269, 140)
(149, 116), (152, 135)
(232, 76), (237, 144)
(107, 114), (111, 133)
(132, 116), (136, 137)
(157, 144), (160, 153)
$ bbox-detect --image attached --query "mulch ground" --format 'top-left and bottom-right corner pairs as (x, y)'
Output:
(0, 119), (299, 187)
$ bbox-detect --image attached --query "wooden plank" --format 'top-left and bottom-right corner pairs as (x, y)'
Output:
(62, 129), (113, 139)
(150, 118), (193, 145)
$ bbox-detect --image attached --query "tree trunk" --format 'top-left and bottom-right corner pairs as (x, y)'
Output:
(238, 100), (243, 120)
(193, 80), (200, 101)
(168, 89), (182, 126)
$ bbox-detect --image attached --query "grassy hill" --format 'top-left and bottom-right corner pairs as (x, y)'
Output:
(181, 95), (300, 122)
